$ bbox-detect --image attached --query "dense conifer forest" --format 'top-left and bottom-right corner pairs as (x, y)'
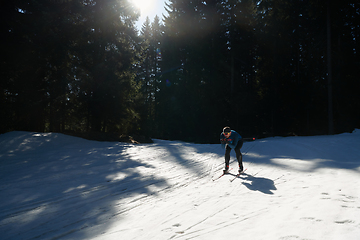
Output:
(1, 0), (359, 143)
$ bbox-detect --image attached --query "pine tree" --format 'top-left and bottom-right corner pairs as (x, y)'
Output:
(1, 0), (142, 134)
(137, 15), (163, 136)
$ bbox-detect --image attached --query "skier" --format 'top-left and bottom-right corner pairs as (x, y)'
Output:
(220, 126), (244, 174)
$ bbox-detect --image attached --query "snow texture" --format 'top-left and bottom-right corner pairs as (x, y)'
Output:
(1, 130), (360, 240)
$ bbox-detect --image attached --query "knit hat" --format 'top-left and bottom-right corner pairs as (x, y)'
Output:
(223, 126), (231, 133)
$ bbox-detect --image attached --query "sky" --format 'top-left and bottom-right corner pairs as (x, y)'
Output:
(132, 0), (169, 30)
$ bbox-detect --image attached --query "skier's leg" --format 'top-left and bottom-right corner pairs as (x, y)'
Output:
(235, 139), (244, 171)
(224, 145), (231, 171)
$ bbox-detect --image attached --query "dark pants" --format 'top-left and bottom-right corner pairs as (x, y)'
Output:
(225, 139), (243, 170)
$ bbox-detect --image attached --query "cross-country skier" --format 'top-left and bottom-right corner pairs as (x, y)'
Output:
(220, 126), (244, 174)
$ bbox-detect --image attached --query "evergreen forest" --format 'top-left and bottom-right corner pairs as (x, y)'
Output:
(2, 0), (360, 143)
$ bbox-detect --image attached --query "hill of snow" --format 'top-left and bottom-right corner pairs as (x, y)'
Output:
(1, 130), (360, 240)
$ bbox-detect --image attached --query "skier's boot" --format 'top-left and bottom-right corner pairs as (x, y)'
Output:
(223, 166), (229, 174)
(239, 165), (244, 173)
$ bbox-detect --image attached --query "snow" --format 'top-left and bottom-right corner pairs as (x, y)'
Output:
(1, 130), (360, 240)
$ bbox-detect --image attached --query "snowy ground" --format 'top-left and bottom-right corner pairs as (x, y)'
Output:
(1, 130), (360, 240)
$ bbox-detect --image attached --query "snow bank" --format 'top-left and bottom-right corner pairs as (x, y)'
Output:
(1, 131), (359, 240)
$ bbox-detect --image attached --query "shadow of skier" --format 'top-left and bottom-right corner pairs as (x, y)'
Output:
(240, 173), (277, 194)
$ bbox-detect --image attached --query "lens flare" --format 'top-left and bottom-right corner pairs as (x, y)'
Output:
(156, 48), (162, 61)
(166, 79), (171, 87)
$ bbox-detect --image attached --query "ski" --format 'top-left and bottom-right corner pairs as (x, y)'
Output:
(212, 168), (232, 181)
(229, 168), (247, 182)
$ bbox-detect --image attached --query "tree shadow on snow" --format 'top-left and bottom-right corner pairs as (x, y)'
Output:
(242, 135), (360, 173)
(150, 140), (215, 175)
(0, 131), (170, 240)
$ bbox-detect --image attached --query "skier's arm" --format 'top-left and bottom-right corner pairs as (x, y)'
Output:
(220, 134), (226, 149)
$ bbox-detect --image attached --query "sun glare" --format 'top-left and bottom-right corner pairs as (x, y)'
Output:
(132, 0), (155, 15)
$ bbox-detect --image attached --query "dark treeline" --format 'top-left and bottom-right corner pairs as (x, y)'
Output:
(2, 0), (360, 143)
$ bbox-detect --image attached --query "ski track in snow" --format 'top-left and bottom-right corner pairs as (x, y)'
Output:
(1, 131), (360, 240)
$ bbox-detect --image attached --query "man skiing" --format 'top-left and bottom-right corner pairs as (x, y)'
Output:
(220, 126), (244, 174)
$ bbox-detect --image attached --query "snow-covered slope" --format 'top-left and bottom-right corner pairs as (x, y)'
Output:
(1, 131), (359, 240)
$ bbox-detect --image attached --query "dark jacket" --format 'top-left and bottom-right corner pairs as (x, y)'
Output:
(220, 130), (242, 149)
